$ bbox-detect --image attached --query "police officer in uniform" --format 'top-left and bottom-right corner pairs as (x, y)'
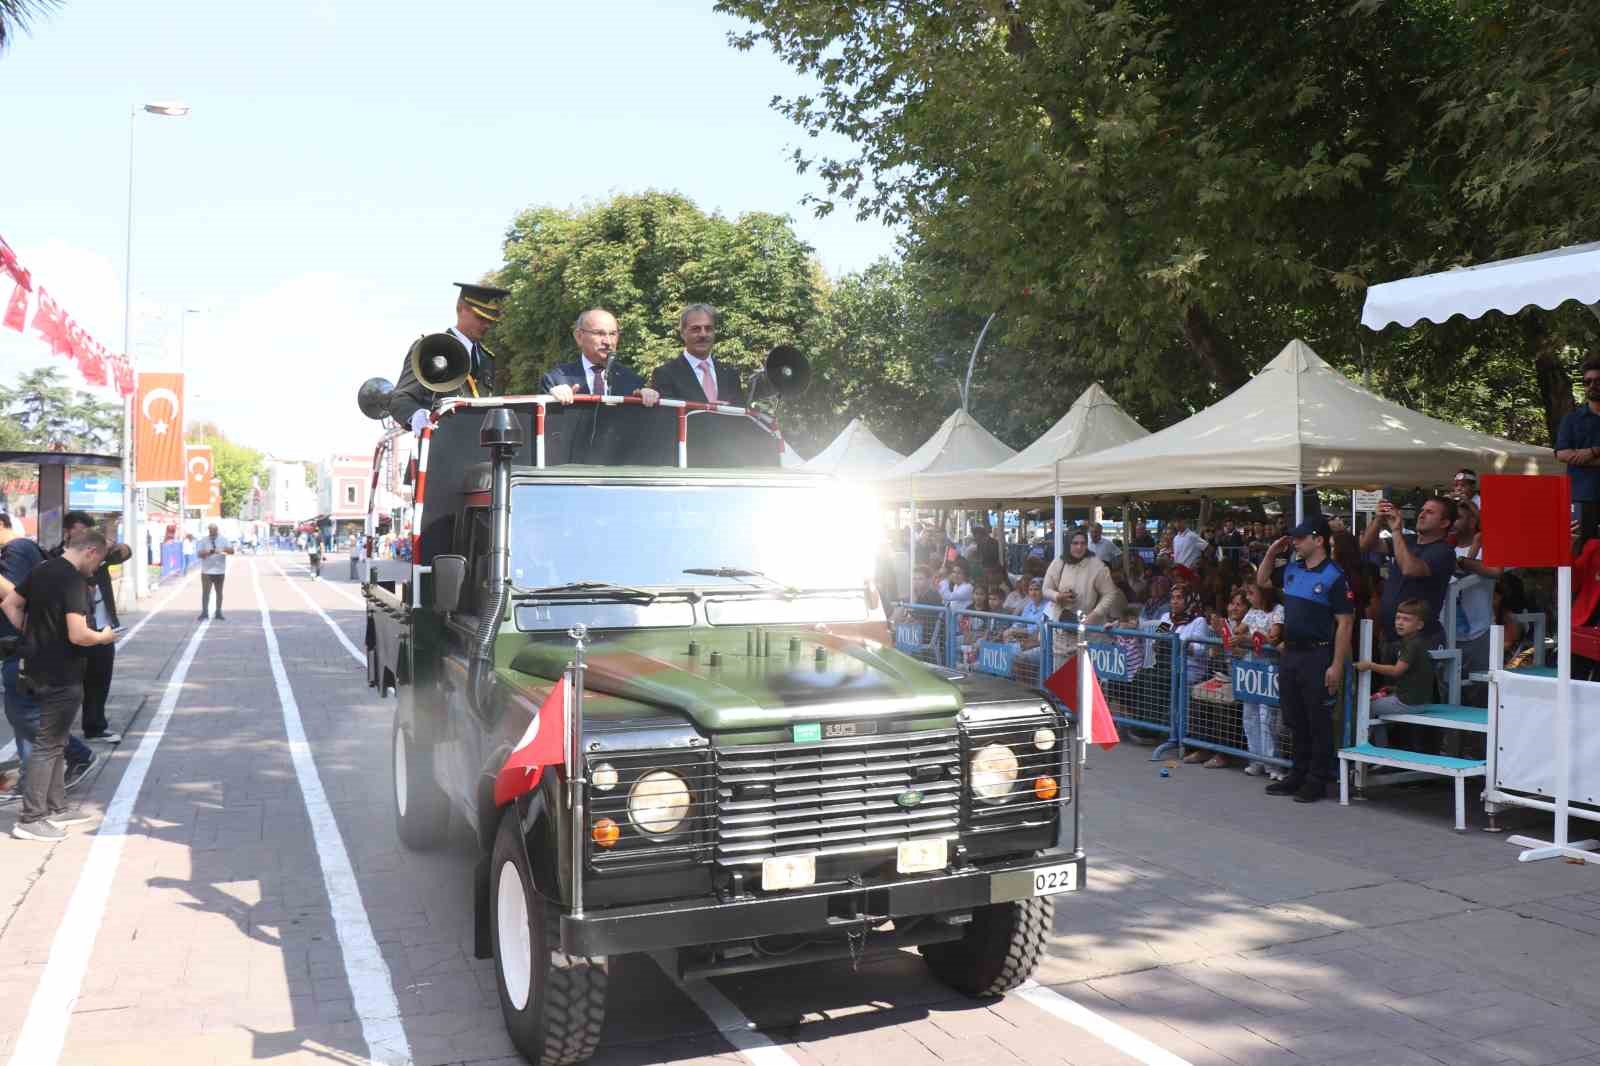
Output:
(389, 282), (509, 432)
(1256, 514), (1353, 802)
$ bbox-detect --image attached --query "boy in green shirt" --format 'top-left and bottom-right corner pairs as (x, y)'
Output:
(1355, 598), (1436, 717)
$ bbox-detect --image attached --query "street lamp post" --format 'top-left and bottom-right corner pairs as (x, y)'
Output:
(177, 307), (201, 523)
(120, 101), (190, 603)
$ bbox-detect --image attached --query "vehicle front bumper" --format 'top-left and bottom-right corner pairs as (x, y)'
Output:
(560, 850), (1085, 957)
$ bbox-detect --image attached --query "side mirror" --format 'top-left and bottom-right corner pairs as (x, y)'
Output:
(433, 554), (467, 613)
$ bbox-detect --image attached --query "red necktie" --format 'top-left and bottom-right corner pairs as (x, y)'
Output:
(591, 365), (605, 396)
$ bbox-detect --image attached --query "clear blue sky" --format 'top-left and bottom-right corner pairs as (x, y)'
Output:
(0, 0), (897, 459)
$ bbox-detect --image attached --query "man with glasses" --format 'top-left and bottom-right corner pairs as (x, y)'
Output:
(390, 282), (510, 433)
(1556, 356), (1600, 548)
(651, 304), (743, 406)
(541, 308), (659, 406)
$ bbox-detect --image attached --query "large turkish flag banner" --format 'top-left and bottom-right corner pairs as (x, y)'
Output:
(207, 478), (222, 518)
(135, 372), (185, 486)
(185, 445), (213, 502)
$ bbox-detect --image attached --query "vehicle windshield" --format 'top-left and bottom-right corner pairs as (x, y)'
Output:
(508, 481), (878, 592)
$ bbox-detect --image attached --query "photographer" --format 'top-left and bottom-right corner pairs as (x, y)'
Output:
(3, 528), (117, 841)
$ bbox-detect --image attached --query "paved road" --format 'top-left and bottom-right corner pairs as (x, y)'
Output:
(3, 553), (1600, 1066)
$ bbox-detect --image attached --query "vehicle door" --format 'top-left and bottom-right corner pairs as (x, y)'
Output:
(438, 503), (494, 825)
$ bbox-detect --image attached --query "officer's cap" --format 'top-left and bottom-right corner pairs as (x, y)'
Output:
(455, 282), (510, 323)
(1288, 515), (1331, 540)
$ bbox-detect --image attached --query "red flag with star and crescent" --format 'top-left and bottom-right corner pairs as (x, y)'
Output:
(494, 676), (569, 807)
(1045, 652), (1121, 750)
(3, 282), (26, 333)
(134, 372), (185, 486)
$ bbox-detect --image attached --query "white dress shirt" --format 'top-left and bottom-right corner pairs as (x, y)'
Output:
(683, 351), (719, 401)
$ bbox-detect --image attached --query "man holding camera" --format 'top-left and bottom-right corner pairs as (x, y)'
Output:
(2, 528), (117, 841)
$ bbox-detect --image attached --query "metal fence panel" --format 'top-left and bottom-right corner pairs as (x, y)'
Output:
(1177, 634), (1295, 768)
(1049, 621), (1179, 747)
(890, 603), (950, 667)
(953, 608), (1047, 688)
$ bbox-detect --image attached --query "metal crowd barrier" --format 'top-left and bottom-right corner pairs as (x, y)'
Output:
(1174, 634), (1293, 769)
(952, 607), (1048, 688)
(891, 603), (951, 667)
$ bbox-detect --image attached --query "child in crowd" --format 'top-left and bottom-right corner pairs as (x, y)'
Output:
(939, 559), (974, 610)
(1005, 578), (1049, 672)
(1236, 585), (1285, 778)
(958, 583), (989, 641)
(1355, 598), (1436, 726)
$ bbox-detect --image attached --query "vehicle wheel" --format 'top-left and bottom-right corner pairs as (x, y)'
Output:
(921, 896), (1053, 997)
(392, 710), (449, 850)
(491, 813), (607, 1065)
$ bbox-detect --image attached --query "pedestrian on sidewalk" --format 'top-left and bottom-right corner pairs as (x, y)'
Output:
(1256, 515), (1353, 803)
(2, 527), (117, 841)
(197, 522), (234, 621)
(1, 532), (98, 807)
(50, 512), (126, 743)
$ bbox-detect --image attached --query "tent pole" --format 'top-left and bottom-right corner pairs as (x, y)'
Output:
(1294, 482), (1304, 526)
(1053, 459), (1064, 561)
(907, 497), (916, 600)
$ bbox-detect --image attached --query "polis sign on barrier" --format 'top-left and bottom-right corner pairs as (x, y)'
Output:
(894, 623), (925, 653)
(976, 641), (1019, 678)
(1084, 642), (1133, 682)
(1231, 657), (1280, 704)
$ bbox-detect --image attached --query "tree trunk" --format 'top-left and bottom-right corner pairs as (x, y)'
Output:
(1181, 304), (1250, 393)
(1528, 321), (1575, 445)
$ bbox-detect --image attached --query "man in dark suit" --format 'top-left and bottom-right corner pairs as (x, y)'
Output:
(650, 304), (742, 406)
(540, 308), (659, 406)
(390, 282), (509, 432)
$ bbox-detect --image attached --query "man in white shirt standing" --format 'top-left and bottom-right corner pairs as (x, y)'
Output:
(1086, 522), (1122, 566)
(1170, 517), (1208, 573)
(650, 304), (743, 405)
(197, 522), (234, 622)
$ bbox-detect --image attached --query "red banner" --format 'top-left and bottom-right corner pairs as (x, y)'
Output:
(185, 445), (214, 502)
(3, 282), (25, 332)
(134, 372), (185, 486)
(2, 233), (132, 394)
(1481, 474), (1571, 568)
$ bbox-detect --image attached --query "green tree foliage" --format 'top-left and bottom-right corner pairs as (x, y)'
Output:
(717, 0), (1599, 445)
(493, 191), (829, 395)
(0, 0), (62, 50)
(187, 421), (264, 518)
(0, 368), (122, 453)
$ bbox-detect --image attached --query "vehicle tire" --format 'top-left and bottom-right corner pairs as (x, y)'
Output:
(490, 812), (607, 1065)
(921, 896), (1053, 997)
(392, 710), (449, 850)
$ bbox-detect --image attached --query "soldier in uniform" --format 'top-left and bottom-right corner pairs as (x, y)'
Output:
(389, 282), (510, 432)
(1255, 515), (1354, 803)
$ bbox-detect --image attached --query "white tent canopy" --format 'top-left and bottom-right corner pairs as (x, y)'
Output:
(779, 440), (805, 468)
(1046, 339), (1556, 500)
(913, 383), (1148, 503)
(802, 418), (905, 476)
(1362, 240), (1600, 330)
(874, 407), (1017, 501)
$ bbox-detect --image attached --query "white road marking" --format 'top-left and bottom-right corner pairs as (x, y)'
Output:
(273, 557), (365, 607)
(0, 573), (193, 767)
(1016, 980), (1194, 1066)
(651, 955), (802, 1066)
(271, 559), (365, 665)
(247, 561), (411, 1065)
(6, 620), (211, 1066)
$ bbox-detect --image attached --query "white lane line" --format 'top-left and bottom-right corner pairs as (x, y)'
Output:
(651, 955), (801, 1066)
(247, 561), (411, 1065)
(0, 574), (193, 767)
(1016, 980), (1194, 1066)
(274, 559), (365, 607)
(271, 559), (365, 665)
(6, 620), (211, 1066)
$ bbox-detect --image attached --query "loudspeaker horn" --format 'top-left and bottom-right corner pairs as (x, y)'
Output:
(357, 377), (395, 421)
(409, 332), (472, 393)
(745, 345), (811, 406)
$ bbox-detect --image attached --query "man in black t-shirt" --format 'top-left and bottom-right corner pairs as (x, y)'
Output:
(1362, 496), (1457, 644)
(1, 528), (117, 840)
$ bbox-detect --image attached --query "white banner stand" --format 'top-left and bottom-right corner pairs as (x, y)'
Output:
(1505, 565), (1600, 864)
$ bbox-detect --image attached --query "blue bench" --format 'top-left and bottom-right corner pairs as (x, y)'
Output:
(1338, 744), (1487, 831)
(1375, 703), (1488, 734)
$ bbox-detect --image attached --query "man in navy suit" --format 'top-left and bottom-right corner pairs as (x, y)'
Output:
(650, 304), (743, 406)
(540, 308), (659, 406)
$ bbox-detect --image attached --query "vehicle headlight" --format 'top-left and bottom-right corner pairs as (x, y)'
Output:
(970, 744), (1019, 804)
(626, 770), (691, 837)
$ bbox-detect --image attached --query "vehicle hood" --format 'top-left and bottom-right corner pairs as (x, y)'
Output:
(506, 625), (963, 733)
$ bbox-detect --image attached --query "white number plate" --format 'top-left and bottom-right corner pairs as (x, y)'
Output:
(896, 837), (949, 875)
(1030, 862), (1078, 897)
(761, 854), (816, 892)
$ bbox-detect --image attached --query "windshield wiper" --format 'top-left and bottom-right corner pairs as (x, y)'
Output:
(682, 566), (801, 596)
(514, 581), (657, 604)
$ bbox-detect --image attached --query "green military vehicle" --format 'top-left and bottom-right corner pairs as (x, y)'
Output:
(359, 384), (1086, 1066)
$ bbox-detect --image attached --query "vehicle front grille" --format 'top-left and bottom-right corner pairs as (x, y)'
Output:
(714, 727), (961, 868)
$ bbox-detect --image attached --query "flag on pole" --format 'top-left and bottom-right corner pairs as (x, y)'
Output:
(494, 675), (570, 806)
(134, 372), (185, 486)
(1044, 651), (1120, 750)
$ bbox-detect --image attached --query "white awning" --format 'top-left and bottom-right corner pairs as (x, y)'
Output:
(1362, 241), (1600, 330)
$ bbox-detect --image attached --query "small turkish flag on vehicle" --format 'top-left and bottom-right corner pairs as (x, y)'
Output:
(494, 676), (569, 807)
(1045, 652), (1120, 750)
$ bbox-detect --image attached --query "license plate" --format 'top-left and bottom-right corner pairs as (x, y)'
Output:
(989, 860), (1081, 903)
(1029, 862), (1078, 897)
(761, 854), (816, 892)
(896, 837), (948, 875)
